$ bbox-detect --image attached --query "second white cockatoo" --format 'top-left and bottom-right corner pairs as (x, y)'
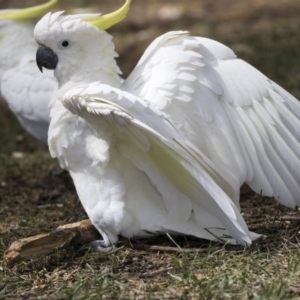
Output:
(0, 0), (57, 144)
(34, 0), (300, 250)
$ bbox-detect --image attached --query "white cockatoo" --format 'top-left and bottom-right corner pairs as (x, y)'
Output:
(34, 0), (300, 250)
(0, 0), (57, 144)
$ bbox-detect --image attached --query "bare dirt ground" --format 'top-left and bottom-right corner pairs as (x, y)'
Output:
(1, 0), (300, 299)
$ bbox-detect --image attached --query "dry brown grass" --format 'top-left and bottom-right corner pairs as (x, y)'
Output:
(1, 0), (300, 299)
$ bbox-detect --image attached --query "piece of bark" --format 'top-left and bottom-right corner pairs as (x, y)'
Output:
(4, 219), (100, 264)
(4, 185), (254, 264)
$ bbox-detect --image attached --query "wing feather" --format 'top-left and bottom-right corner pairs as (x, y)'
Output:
(215, 59), (300, 207)
(1, 58), (55, 143)
(61, 83), (254, 244)
(124, 31), (300, 207)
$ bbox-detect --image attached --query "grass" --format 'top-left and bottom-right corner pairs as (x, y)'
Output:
(1, 0), (300, 299)
(1, 241), (300, 299)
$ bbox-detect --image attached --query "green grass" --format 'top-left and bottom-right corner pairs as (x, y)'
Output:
(1, 0), (300, 299)
(1, 243), (300, 299)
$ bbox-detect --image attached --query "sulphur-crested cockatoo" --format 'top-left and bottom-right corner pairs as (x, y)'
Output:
(34, 0), (300, 250)
(0, 0), (57, 144)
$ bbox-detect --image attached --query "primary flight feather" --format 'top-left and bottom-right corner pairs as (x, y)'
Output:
(0, 0), (57, 144)
(34, 0), (300, 249)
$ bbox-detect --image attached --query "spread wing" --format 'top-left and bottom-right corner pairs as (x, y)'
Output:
(1, 57), (55, 143)
(124, 31), (300, 208)
(61, 82), (254, 245)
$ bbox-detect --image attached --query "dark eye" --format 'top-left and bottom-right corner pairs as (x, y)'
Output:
(58, 40), (71, 49)
(62, 41), (69, 47)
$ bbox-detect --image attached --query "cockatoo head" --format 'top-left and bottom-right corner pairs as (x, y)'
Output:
(0, 0), (58, 79)
(34, 0), (131, 85)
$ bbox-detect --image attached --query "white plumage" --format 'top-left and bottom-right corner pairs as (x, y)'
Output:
(0, 11), (55, 144)
(34, 7), (300, 249)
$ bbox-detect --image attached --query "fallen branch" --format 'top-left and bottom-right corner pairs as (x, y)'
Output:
(5, 218), (241, 264)
(281, 216), (300, 221)
(128, 243), (209, 253)
(4, 219), (100, 264)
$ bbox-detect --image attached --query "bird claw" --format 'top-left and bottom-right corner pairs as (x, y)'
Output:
(87, 240), (113, 252)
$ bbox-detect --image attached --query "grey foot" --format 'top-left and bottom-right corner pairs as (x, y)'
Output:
(88, 240), (113, 252)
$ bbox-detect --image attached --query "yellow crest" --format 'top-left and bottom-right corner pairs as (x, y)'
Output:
(83, 0), (131, 30)
(0, 0), (58, 21)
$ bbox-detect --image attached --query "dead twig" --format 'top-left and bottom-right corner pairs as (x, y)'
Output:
(5, 219), (239, 264)
(281, 216), (300, 221)
(142, 267), (173, 277)
(4, 219), (100, 264)
(127, 242), (209, 253)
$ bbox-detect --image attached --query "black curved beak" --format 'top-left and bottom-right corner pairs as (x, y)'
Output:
(36, 45), (58, 73)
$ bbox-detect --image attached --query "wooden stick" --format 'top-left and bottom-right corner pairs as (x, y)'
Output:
(5, 216), (250, 263)
(4, 219), (100, 264)
(281, 216), (300, 221)
(128, 243), (209, 253)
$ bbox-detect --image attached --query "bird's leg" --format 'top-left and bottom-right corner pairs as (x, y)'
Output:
(85, 227), (118, 252)
(87, 239), (113, 252)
